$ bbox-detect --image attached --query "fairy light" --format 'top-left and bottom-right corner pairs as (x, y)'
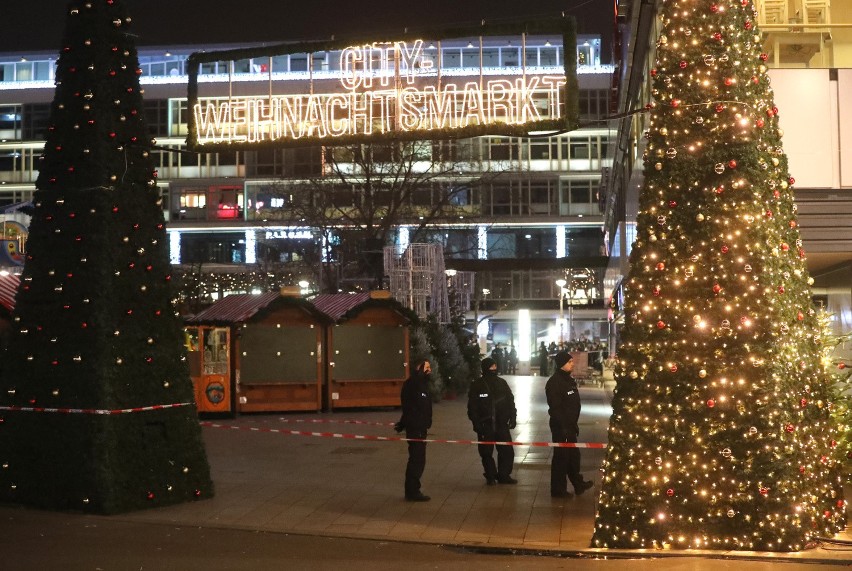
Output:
(592, 0), (847, 552)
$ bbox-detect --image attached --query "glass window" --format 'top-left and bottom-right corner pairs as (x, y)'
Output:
(290, 56), (308, 72)
(501, 47), (519, 67)
(442, 50), (460, 69)
(540, 47), (557, 66)
(525, 48), (538, 67)
(481, 48), (499, 68)
(180, 233), (246, 265)
(565, 227), (604, 257)
(569, 139), (590, 159)
(34, 61), (52, 81)
(462, 49), (479, 68)
(530, 140), (550, 160)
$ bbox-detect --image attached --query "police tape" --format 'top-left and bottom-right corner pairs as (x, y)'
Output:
(200, 421), (607, 448)
(275, 418), (395, 427)
(0, 402), (195, 415)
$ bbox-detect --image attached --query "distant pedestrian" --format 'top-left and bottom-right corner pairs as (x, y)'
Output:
(546, 351), (594, 498)
(491, 344), (505, 374)
(467, 357), (518, 485)
(395, 359), (433, 502)
(507, 346), (518, 374)
(538, 342), (549, 376)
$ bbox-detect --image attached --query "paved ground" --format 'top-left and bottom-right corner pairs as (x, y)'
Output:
(2, 373), (851, 567)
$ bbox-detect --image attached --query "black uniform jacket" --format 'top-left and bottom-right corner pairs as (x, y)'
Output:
(399, 372), (432, 436)
(467, 372), (516, 434)
(545, 368), (581, 439)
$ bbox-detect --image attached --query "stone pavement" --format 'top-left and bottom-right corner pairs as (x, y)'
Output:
(17, 374), (852, 563)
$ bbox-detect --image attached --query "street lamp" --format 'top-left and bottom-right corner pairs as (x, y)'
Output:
(555, 278), (567, 344)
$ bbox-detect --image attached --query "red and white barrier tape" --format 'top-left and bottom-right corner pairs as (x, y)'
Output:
(200, 421), (607, 449)
(0, 402), (194, 415)
(275, 418), (395, 427)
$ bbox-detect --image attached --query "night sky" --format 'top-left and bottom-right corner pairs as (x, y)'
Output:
(0, 0), (614, 57)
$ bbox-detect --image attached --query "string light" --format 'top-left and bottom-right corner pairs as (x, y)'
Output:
(593, 0), (847, 552)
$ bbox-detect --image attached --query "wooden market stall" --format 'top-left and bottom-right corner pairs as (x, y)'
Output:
(312, 291), (414, 411)
(185, 288), (331, 415)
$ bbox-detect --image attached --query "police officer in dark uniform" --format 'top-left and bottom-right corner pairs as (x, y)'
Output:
(546, 351), (594, 498)
(396, 359), (433, 501)
(467, 357), (518, 485)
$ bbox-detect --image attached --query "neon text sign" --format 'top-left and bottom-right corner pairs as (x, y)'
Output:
(187, 22), (577, 150)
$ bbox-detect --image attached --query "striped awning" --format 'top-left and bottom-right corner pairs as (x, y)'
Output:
(0, 273), (19, 312)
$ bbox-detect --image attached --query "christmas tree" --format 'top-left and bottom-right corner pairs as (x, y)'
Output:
(0, 0), (212, 513)
(593, 0), (846, 551)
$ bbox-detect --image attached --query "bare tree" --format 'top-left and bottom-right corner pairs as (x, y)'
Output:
(258, 139), (502, 293)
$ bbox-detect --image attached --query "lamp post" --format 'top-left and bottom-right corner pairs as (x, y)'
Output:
(555, 278), (566, 344)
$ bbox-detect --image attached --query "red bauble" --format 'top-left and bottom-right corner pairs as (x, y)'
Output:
(800, 398), (808, 407)
(147, 491), (155, 500)
(721, 245), (729, 253)
(724, 78), (733, 86)
(778, 286), (785, 294)
(710, 4), (718, 11)
(745, 21), (753, 30)
(759, 53), (768, 61)
(713, 32), (722, 41)
(656, 262), (665, 271)
(715, 103), (725, 113)
(679, 60), (688, 69)
(756, 118), (765, 127)
(669, 364), (678, 372)
(713, 284), (722, 294)
(707, 399), (716, 408)
(759, 487), (769, 496)
(668, 200), (677, 208)
(727, 159), (737, 169)
(656, 320), (666, 329)
(839, 362), (847, 370)
(789, 176), (796, 185)
(666, 489), (674, 497)
(651, 68), (658, 77)
(785, 424), (795, 433)
(781, 243), (789, 251)
(797, 311), (804, 321)
(652, 286), (661, 296)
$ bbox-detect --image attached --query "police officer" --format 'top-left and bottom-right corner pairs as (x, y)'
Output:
(467, 357), (517, 485)
(396, 359), (433, 501)
(546, 351), (594, 498)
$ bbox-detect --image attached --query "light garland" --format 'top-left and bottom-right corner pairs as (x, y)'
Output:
(592, 0), (846, 552)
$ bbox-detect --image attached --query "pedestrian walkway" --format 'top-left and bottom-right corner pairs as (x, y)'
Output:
(12, 375), (852, 562)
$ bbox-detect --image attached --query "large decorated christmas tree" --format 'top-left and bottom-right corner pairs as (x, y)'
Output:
(0, 0), (212, 513)
(593, 0), (846, 551)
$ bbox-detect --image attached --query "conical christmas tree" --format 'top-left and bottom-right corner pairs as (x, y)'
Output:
(0, 0), (212, 514)
(592, 0), (846, 551)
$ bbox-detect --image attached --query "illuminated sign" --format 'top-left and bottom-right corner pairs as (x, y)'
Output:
(187, 18), (578, 150)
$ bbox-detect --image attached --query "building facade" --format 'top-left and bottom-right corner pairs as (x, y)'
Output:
(0, 30), (616, 364)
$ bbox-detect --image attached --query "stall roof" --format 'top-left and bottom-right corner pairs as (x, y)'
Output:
(311, 292), (416, 324)
(186, 292), (280, 324)
(186, 292), (333, 325)
(0, 273), (19, 312)
(311, 292), (372, 322)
